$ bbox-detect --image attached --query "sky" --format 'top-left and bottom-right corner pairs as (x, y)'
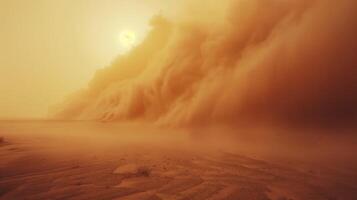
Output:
(1, 0), (356, 129)
(0, 0), (172, 119)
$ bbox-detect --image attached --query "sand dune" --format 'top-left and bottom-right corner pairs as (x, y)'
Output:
(0, 121), (357, 200)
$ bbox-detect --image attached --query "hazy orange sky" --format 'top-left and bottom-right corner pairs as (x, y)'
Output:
(0, 0), (173, 119)
(1, 0), (356, 128)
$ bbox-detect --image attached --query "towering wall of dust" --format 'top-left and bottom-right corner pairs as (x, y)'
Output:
(53, 0), (357, 128)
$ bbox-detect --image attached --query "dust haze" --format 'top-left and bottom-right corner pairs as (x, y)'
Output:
(53, 0), (357, 128)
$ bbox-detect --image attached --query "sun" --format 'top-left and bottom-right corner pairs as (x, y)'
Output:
(119, 30), (137, 50)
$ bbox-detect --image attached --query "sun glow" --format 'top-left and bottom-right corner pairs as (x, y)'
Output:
(119, 30), (137, 50)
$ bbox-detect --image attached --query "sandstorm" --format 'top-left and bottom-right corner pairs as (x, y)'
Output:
(1, 0), (357, 199)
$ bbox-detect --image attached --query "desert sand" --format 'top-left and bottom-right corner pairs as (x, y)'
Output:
(0, 121), (357, 200)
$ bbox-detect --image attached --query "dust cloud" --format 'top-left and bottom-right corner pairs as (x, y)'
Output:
(53, 0), (357, 130)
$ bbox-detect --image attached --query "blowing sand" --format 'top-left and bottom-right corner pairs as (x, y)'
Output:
(0, 121), (356, 200)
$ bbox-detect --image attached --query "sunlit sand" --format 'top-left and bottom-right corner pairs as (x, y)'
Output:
(1, 121), (356, 200)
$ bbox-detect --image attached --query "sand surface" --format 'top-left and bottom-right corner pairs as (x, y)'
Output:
(0, 121), (357, 200)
